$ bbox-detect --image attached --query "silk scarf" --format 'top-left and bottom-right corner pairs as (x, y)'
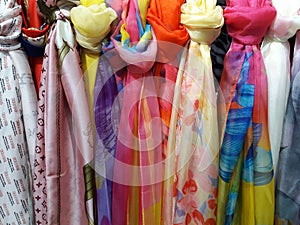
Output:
(164, 0), (223, 224)
(261, 0), (300, 176)
(18, 0), (49, 94)
(111, 0), (164, 224)
(217, 0), (276, 224)
(0, 0), (37, 223)
(146, 1), (189, 224)
(70, 2), (117, 225)
(33, 0), (94, 224)
(275, 31), (300, 225)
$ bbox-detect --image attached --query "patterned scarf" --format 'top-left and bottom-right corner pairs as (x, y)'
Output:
(0, 1), (37, 224)
(261, 0), (300, 177)
(165, 0), (223, 224)
(33, 0), (94, 224)
(217, 0), (276, 224)
(110, 0), (164, 224)
(275, 31), (300, 225)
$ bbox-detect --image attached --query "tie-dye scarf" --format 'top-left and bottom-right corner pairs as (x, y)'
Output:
(217, 0), (276, 224)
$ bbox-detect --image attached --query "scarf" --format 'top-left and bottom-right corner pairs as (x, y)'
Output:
(146, 1), (189, 223)
(18, 0), (49, 94)
(33, 0), (94, 224)
(275, 31), (300, 225)
(70, 2), (117, 224)
(164, 0), (223, 224)
(261, 0), (300, 177)
(217, 0), (276, 224)
(111, 0), (164, 224)
(0, 0), (37, 223)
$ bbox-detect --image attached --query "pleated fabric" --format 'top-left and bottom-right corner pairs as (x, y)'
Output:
(164, 0), (223, 224)
(0, 0), (37, 223)
(32, 0), (94, 224)
(217, 0), (276, 224)
(19, 0), (49, 94)
(275, 31), (300, 225)
(146, 1), (189, 224)
(110, 0), (163, 224)
(261, 0), (300, 176)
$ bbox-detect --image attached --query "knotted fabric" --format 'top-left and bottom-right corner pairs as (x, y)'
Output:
(19, 0), (49, 94)
(165, 0), (223, 224)
(275, 31), (300, 225)
(217, 0), (276, 224)
(111, 0), (164, 224)
(33, 0), (94, 224)
(146, 1), (189, 223)
(0, 0), (37, 224)
(261, 0), (300, 177)
(71, 2), (117, 224)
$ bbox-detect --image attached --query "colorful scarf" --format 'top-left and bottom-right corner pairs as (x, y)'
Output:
(261, 0), (300, 176)
(146, 1), (189, 223)
(0, 0), (37, 223)
(19, 0), (49, 94)
(33, 0), (94, 224)
(217, 0), (276, 224)
(275, 31), (300, 225)
(111, 0), (164, 224)
(164, 0), (223, 224)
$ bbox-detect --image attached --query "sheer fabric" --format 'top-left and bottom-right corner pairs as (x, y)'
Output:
(217, 0), (276, 224)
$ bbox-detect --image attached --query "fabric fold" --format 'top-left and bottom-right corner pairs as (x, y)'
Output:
(165, 0), (223, 224)
(261, 0), (300, 177)
(217, 0), (276, 224)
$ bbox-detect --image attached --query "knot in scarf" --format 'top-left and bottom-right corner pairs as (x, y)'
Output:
(265, 1), (300, 43)
(224, 5), (276, 45)
(0, 2), (22, 51)
(181, 0), (224, 45)
(70, 3), (117, 53)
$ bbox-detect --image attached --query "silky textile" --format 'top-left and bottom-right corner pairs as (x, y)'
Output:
(275, 31), (300, 225)
(0, 0), (37, 224)
(33, 0), (94, 224)
(217, 0), (276, 224)
(261, 0), (300, 176)
(111, 0), (163, 224)
(165, 0), (223, 224)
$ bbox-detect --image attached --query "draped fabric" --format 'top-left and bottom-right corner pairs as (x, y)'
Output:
(210, 0), (231, 82)
(146, 1), (189, 224)
(18, 0), (49, 94)
(217, 0), (276, 225)
(163, 0), (223, 224)
(70, 2), (118, 225)
(111, 0), (163, 224)
(261, 0), (300, 176)
(0, 1), (37, 224)
(275, 31), (300, 225)
(33, 0), (94, 224)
